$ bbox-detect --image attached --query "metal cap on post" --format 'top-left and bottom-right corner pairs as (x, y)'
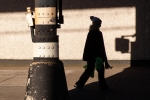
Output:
(24, 0), (70, 100)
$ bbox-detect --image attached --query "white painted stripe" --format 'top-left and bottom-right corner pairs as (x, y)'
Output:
(33, 42), (59, 58)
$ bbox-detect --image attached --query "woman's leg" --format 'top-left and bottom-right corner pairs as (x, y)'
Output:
(97, 64), (108, 90)
(75, 61), (95, 87)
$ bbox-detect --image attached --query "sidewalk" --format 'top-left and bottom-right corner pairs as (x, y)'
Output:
(0, 60), (149, 100)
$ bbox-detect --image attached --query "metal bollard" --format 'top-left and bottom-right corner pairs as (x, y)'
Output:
(24, 0), (69, 100)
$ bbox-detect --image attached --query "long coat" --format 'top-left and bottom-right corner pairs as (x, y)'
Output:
(83, 30), (107, 62)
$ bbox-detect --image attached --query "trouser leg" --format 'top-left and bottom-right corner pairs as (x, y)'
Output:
(97, 64), (108, 90)
(76, 61), (95, 87)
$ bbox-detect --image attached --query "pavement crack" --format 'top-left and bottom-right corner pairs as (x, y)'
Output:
(0, 75), (17, 84)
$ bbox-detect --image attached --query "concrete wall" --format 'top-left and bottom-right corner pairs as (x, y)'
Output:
(0, 0), (149, 60)
(58, 7), (135, 60)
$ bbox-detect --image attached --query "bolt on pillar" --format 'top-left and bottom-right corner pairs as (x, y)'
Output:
(25, 0), (70, 100)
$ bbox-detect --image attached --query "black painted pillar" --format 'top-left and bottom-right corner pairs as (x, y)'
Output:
(131, 0), (150, 66)
(24, 0), (69, 100)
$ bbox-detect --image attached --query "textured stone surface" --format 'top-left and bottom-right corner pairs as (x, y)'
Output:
(0, 0), (150, 60)
(0, 8), (135, 60)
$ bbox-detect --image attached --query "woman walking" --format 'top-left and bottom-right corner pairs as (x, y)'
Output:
(75, 16), (112, 91)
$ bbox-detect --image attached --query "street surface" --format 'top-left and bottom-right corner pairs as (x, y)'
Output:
(0, 60), (150, 100)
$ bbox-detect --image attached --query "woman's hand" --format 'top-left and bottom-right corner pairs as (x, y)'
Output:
(105, 62), (113, 69)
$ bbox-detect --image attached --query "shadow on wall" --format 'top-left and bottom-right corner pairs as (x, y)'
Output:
(69, 66), (150, 100)
(0, 0), (34, 12)
(115, 0), (150, 66)
(0, 0), (135, 12)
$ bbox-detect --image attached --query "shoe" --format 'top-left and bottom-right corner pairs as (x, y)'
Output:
(74, 84), (84, 90)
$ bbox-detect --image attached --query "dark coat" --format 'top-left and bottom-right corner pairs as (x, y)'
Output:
(83, 30), (107, 62)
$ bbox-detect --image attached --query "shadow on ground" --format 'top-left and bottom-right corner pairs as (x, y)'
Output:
(68, 66), (150, 100)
